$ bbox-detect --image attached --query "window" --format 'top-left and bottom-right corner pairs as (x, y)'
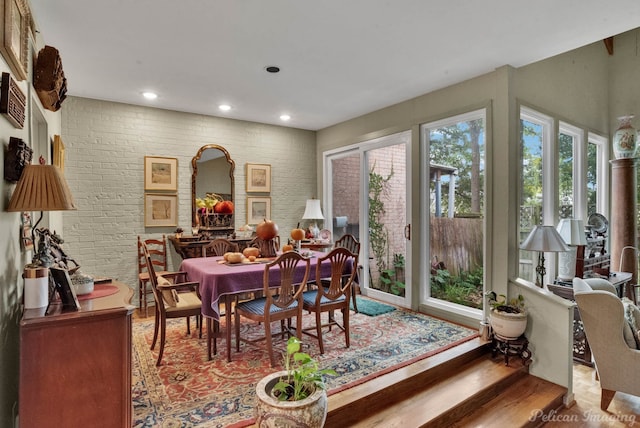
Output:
(421, 109), (486, 313)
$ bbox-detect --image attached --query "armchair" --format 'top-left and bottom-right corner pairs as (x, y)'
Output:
(573, 277), (640, 410)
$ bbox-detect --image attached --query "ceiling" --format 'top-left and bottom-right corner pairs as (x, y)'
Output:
(29, 1), (640, 131)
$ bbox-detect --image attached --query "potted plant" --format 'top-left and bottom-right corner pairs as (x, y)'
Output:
(255, 337), (337, 427)
(487, 292), (527, 340)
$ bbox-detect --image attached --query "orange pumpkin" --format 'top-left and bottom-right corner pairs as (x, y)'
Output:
(256, 219), (279, 240)
(214, 200), (234, 214)
(290, 228), (305, 241)
(282, 244), (294, 252)
(243, 247), (260, 258)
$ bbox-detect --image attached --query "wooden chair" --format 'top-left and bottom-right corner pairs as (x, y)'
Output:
(202, 238), (238, 257)
(303, 247), (358, 354)
(137, 235), (170, 317)
(331, 234), (361, 313)
(249, 235), (280, 257)
(142, 243), (204, 366)
(234, 251), (310, 367)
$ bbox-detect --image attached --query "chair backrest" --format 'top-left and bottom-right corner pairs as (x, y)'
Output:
(250, 236), (279, 257)
(316, 247), (358, 302)
(141, 242), (163, 305)
(264, 251), (310, 310)
(138, 235), (167, 275)
(202, 238), (238, 257)
(335, 234), (360, 256)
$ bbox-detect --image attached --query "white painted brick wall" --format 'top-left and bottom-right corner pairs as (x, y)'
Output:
(60, 97), (317, 305)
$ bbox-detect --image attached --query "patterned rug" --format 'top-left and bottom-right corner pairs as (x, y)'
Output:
(132, 298), (478, 427)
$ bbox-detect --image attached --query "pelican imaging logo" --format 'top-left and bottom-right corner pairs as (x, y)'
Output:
(530, 409), (637, 425)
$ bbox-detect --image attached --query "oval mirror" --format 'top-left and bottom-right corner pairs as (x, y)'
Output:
(191, 144), (235, 231)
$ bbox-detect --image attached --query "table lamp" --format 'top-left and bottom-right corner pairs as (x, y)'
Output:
(556, 219), (587, 281)
(520, 225), (569, 287)
(302, 199), (324, 239)
(7, 159), (77, 265)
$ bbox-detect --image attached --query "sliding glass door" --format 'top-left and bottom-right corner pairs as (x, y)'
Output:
(325, 130), (411, 308)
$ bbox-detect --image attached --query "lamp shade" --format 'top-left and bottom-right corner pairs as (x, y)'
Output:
(556, 219), (587, 246)
(302, 199), (324, 220)
(520, 225), (569, 252)
(7, 164), (77, 212)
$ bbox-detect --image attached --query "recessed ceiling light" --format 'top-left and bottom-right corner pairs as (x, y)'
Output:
(142, 92), (157, 100)
(219, 104), (231, 111)
(265, 66), (280, 73)
(280, 114), (291, 121)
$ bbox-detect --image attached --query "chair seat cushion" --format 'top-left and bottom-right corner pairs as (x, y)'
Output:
(622, 297), (640, 349)
(236, 297), (299, 316)
(157, 275), (179, 307)
(302, 290), (345, 307)
(166, 291), (201, 312)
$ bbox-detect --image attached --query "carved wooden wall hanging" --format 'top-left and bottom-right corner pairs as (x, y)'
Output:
(0, 72), (26, 128)
(4, 136), (32, 182)
(33, 45), (67, 111)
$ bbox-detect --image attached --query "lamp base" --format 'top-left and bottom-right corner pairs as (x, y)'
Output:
(557, 247), (577, 281)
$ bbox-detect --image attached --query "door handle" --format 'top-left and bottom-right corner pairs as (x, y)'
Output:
(404, 224), (411, 240)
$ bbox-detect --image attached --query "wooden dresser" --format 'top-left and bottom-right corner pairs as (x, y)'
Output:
(19, 281), (134, 428)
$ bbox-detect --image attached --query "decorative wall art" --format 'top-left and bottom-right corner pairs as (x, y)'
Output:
(33, 45), (67, 111)
(247, 196), (271, 224)
(3, 136), (31, 182)
(52, 135), (65, 172)
(144, 194), (178, 227)
(144, 156), (178, 191)
(0, 0), (29, 81)
(246, 163), (271, 192)
(21, 211), (33, 251)
(0, 72), (25, 128)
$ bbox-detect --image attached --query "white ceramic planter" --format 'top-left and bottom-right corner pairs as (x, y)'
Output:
(490, 309), (527, 340)
(255, 370), (328, 428)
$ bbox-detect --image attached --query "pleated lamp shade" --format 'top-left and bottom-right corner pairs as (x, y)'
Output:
(7, 164), (77, 212)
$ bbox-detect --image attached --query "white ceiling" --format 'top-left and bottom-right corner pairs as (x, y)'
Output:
(29, 0), (640, 131)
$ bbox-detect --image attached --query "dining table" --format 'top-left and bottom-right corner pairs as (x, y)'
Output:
(179, 250), (335, 362)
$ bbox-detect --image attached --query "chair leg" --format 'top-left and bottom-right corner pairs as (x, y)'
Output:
(151, 305), (160, 350)
(265, 320), (275, 367)
(139, 280), (149, 318)
(351, 283), (359, 313)
(198, 315), (203, 339)
(316, 309), (325, 354)
(343, 307), (350, 349)
(186, 316), (191, 335)
(235, 310), (241, 352)
(207, 317), (218, 360)
(156, 315), (166, 366)
(601, 389), (616, 411)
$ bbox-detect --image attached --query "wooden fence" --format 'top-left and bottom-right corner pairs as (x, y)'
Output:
(430, 217), (483, 276)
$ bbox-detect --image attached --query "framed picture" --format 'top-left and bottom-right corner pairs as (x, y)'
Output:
(48, 267), (80, 312)
(20, 211), (32, 251)
(246, 163), (271, 192)
(247, 196), (271, 224)
(144, 156), (178, 191)
(52, 135), (65, 172)
(0, 0), (29, 81)
(145, 194), (178, 227)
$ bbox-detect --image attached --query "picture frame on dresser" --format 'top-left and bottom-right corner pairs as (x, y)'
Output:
(246, 163), (271, 192)
(0, 0), (29, 81)
(48, 267), (80, 312)
(144, 156), (178, 191)
(145, 193), (178, 227)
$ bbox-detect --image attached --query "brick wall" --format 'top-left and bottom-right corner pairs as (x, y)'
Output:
(60, 97), (316, 300)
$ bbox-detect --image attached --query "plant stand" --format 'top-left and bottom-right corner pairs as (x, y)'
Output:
(491, 334), (532, 366)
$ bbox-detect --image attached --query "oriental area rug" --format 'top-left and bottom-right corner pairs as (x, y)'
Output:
(132, 298), (478, 427)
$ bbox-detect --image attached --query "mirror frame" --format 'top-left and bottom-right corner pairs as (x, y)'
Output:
(191, 144), (235, 227)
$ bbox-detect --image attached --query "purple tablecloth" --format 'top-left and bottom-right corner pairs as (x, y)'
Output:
(179, 251), (334, 319)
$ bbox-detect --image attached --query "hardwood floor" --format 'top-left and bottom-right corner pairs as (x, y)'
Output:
(134, 308), (640, 426)
(547, 363), (640, 428)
